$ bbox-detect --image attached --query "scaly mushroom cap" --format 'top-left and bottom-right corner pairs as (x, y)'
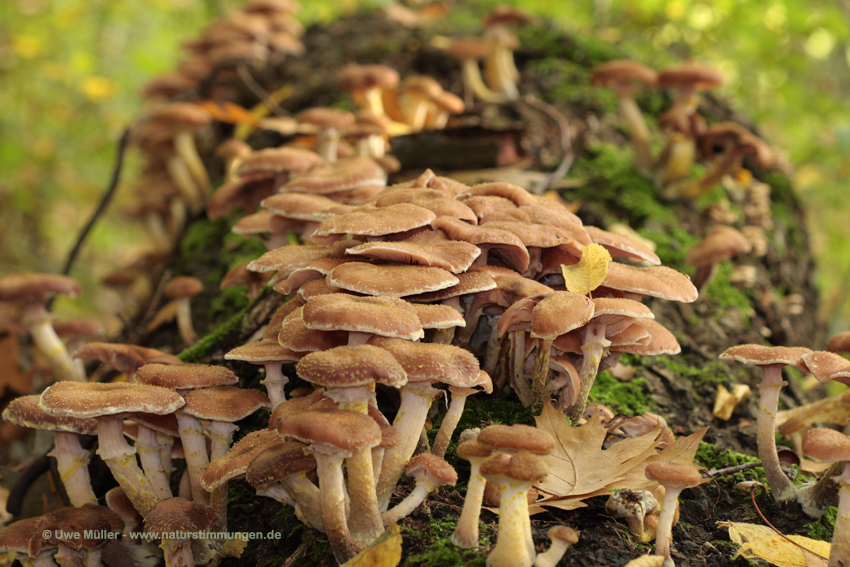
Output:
(0, 518), (42, 555)
(406, 453), (458, 486)
(585, 226), (661, 265)
(277, 407), (381, 451)
(296, 345), (408, 388)
(144, 497), (217, 536)
(410, 303), (466, 329)
(431, 216), (529, 273)
(590, 60), (658, 89)
(457, 182), (537, 207)
(268, 389), (325, 429)
(327, 262), (459, 297)
(601, 263), (698, 303)
(73, 342), (183, 373)
(828, 331), (850, 355)
(39, 381), (184, 417)
(301, 294), (424, 341)
(719, 344), (812, 371)
(261, 192), (343, 221)
(406, 271), (497, 303)
(246, 440), (317, 486)
(374, 188), (478, 224)
(282, 156), (386, 196)
(136, 363), (239, 389)
(312, 202), (435, 243)
(236, 147), (324, 178)
(0, 272), (81, 302)
(35, 504), (123, 554)
(480, 451), (549, 482)
(801, 351), (850, 385)
(644, 462), (702, 489)
(614, 321), (681, 356)
(278, 307), (348, 352)
(3, 394), (98, 434)
(685, 225), (752, 268)
(477, 424), (556, 455)
(802, 428), (850, 463)
(367, 336), (480, 387)
(181, 386), (271, 421)
(226, 338), (303, 363)
(344, 241), (481, 273)
(202, 429), (280, 490)
(531, 292), (595, 339)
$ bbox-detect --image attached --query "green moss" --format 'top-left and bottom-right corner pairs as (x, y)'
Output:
(701, 262), (755, 329)
(177, 292), (263, 363)
(805, 506), (837, 541)
(588, 370), (650, 415)
(695, 442), (765, 484)
(640, 354), (731, 387)
(402, 511), (489, 567)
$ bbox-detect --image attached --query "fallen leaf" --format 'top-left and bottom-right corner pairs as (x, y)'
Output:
(623, 556), (665, 567)
(561, 244), (612, 295)
(719, 521), (830, 567)
(776, 391), (850, 430)
(531, 402), (663, 512)
(219, 537), (249, 558)
(719, 520), (777, 544)
(341, 523), (402, 567)
(713, 384), (751, 421)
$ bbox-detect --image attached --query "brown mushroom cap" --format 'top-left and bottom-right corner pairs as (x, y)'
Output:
(165, 276), (203, 299)
(0, 518), (43, 554)
(548, 525), (579, 545)
(477, 424), (556, 454)
(136, 363), (239, 389)
(312, 203), (436, 243)
(36, 504), (123, 553)
(591, 60), (658, 90)
(456, 438), (493, 460)
(236, 147), (324, 178)
(39, 381), (184, 418)
(144, 497), (217, 535)
(405, 453), (458, 486)
(296, 345), (408, 388)
(181, 386), (271, 421)
(225, 339), (303, 363)
(801, 351), (850, 385)
(442, 38), (493, 60)
(281, 156), (386, 197)
(530, 292), (595, 339)
(245, 440), (316, 486)
(411, 303), (466, 329)
(327, 262), (459, 297)
(0, 273), (81, 302)
(801, 427), (850, 463)
(338, 64), (400, 92)
(149, 102), (213, 129)
(685, 225), (752, 268)
(202, 429), (281, 490)
(480, 451), (549, 482)
(367, 336), (480, 386)
(3, 394), (98, 434)
(601, 263), (698, 303)
(657, 63), (723, 91)
(585, 226), (661, 265)
(301, 294), (424, 341)
(344, 240), (481, 273)
(278, 307), (348, 352)
(719, 344), (812, 371)
(828, 331), (850, 355)
(297, 107), (356, 131)
(644, 462), (702, 488)
(277, 407), (381, 451)
(73, 342), (183, 373)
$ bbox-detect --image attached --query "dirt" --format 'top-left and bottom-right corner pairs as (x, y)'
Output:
(3, 4), (834, 567)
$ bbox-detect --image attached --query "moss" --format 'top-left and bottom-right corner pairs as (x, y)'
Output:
(588, 370), (651, 415)
(402, 511), (489, 567)
(177, 293), (260, 363)
(695, 442), (764, 484)
(805, 506), (837, 542)
(640, 354), (731, 387)
(701, 262), (755, 329)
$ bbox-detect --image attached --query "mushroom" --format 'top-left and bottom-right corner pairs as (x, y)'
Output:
(684, 225), (753, 290)
(337, 63), (400, 119)
(164, 276), (203, 345)
(431, 370), (492, 458)
(33, 504), (123, 567)
(0, 273), (85, 382)
(0, 517), (57, 567)
(451, 438), (493, 549)
(441, 39), (506, 105)
(533, 526), (579, 567)
(653, 107), (706, 196)
(382, 454), (457, 525)
(590, 60), (658, 175)
(657, 62), (723, 116)
(144, 498), (217, 567)
(719, 344), (812, 502)
(828, 331), (850, 355)
(481, 5), (538, 100)
(644, 462), (702, 566)
(296, 107), (356, 162)
(606, 488), (660, 543)
(225, 340), (300, 407)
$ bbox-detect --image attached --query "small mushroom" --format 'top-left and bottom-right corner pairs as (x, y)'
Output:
(165, 276), (203, 345)
(381, 454), (457, 525)
(644, 462), (702, 566)
(533, 526), (579, 567)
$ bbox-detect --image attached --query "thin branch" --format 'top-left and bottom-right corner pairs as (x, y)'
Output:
(237, 64), (288, 117)
(748, 484), (828, 561)
(703, 461), (764, 478)
(50, 128), (130, 309)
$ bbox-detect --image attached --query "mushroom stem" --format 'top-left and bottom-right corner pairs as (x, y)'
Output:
(757, 365), (797, 502)
(829, 464), (850, 567)
(567, 323), (611, 422)
(530, 338), (554, 411)
(314, 449), (365, 563)
(176, 412), (210, 505)
(654, 486), (682, 564)
(49, 431), (97, 507)
(158, 432), (174, 480)
(681, 148), (744, 200)
(484, 45), (519, 100)
(144, 212), (174, 254)
(174, 298), (198, 346)
(345, 447), (384, 544)
(261, 363), (288, 408)
(451, 458), (487, 548)
(23, 306), (85, 382)
(135, 426), (173, 502)
(280, 473), (325, 532)
(205, 420), (239, 532)
(96, 417), (159, 516)
(431, 389), (471, 458)
(381, 480), (432, 525)
(315, 128), (341, 163)
(166, 155), (204, 214)
(161, 539), (194, 567)
(461, 59), (509, 103)
(174, 131), (211, 200)
(487, 481), (535, 567)
(797, 461), (844, 517)
(617, 95), (653, 176)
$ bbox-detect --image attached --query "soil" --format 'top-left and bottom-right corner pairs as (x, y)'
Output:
(2, 4), (835, 567)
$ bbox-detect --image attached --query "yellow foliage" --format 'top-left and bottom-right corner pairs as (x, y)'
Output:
(561, 243), (612, 296)
(341, 523), (402, 567)
(719, 521), (830, 567)
(80, 76), (116, 101)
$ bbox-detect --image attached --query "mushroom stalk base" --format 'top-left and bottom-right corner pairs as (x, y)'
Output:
(431, 391), (470, 458)
(618, 96), (653, 176)
(797, 461), (843, 517)
(452, 462), (486, 549)
(828, 465), (850, 567)
(176, 413), (210, 506)
(487, 483), (534, 567)
(654, 487), (682, 565)
(315, 451), (365, 564)
(346, 447), (384, 544)
(567, 329), (610, 422)
(382, 481), (432, 525)
(757, 377), (797, 502)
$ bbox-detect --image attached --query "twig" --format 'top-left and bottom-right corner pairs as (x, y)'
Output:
(49, 128), (130, 309)
(532, 484), (560, 497)
(129, 268), (172, 342)
(237, 65), (288, 117)
(748, 484), (828, 561)
(703, 462), (764, 478)
(521, 94), (575, 193)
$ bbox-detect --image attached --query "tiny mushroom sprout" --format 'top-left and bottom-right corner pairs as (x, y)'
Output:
(382, 453), (457, 525)
(2, 394), (99, 507)
(606, 488), (661, 543)
(480, 451), (550, 567)
(644, 462), (703, 567)
(534, 525), (579, 567)
(801, 427), (850, 567)
(277, 408), (381, 563)
(165, 276), (204, 345)
(0, 272), (86, 382)
(431, 369), (492, 458)
(144, 497), (217, 567)
(38, 380), (185, 516)
(590, 59), (658, 175)
(441, 38), (505, 105)
(719, 344), (812, 502)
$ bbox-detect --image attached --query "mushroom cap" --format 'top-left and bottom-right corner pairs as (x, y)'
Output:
(828, 331), (850, 355)
(296, 345), (408, 388)
(3, 394), (98, 434)
(225, 339), (302, 363)
(181, 386), (271, 421)
(149, 102), (213, 128)
(531, 292), (595, 339)
(801, 351), (850, 385)
(0, 518), (42, 554)
(344, 240), (481, 274)
(301, 294), (424, 341)
(36, 505), (123, 552)
(589, 297), (654, 329)
(268, 388), (325, 429)
(136, 362), (239, 390)
(685, 225), (752, 268)
(456, 439), (492, 460)
(483, 5), (539, 27)
(144, 498), (217, 536)
(406, 271), (497, 302)
(431, 216), (529, 273)
(282, 156), (386, 197)
(312, 202), (435, 242)
(590, 60), (658, 89)
(0, 273), (81, 302)
(411, 303), (466, 330)
(296, 107), (356, 130)
(128, 412), (180, 436)
(246, 440), (316, 485)
(644, 462), (702, 488)
(261, 193), (343, 221)
(585, 226), (661, 265)
(39, 381), (184, 418)
(278, 307), (348, 352)
(105, 486), (142, 525)
(202, 429), (280, 490)
(405, 453), (458, 486)
(327, 262), (459, 297)
(277, 407), (381, 451)
(53, 319), (105, 340)
(367, 336), (480, 386)
(477, 424), (556, 454)
(236, 147), (325, 178)
(698, 122), (773, 169)
(338, 63), (400, 92)
(602, 263), (698, 303)
(802, 427), (850, 463)
(614, 320), (681, 356)
(480, 451), (549, 482)
(165, 276), (203, 299)
(719, 344), (812, 371)
(548, 525), (579, 544)
(657, 63), (723, 91)
(442, 38), (492, 60)
(73, 342), (183, 373)
(215, 138), (252, 161)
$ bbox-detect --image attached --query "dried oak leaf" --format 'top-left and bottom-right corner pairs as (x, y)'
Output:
(531, 402), (707, 513)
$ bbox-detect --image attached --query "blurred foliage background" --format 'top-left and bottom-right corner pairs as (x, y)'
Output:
(1, 0), (848, 335)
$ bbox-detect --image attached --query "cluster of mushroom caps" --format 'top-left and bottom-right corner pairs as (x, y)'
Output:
(719, 340), (850, 566)
(590, 60), (773, 201)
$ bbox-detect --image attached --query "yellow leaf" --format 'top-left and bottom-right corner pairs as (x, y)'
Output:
(80, 77), (116, 101)
(623, 556), (665, 567)
(218, 536), (249, 558)
(737, 535), (830, 567)
(341, 523), (402, 567)
(718, 521), (777, 544)
(561, 243), (612, 295)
